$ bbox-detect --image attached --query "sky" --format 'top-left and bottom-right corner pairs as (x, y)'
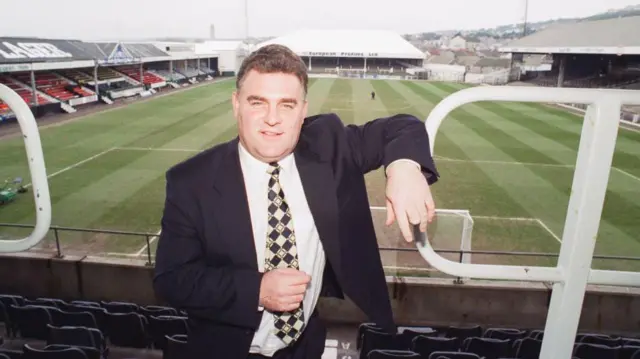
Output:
(0, 0), (638, 41)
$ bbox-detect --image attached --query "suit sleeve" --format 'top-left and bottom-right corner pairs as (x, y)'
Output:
(153, 170), (263, 329)
(344, 113), (439, 184)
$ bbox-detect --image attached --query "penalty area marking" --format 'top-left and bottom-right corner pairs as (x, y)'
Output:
(114, 146), (201, 153)
(370, 206), (562, 243)
(433, 156), (640, 183)
(134, 229), (162, 256)
(329, 104), (414, 112)
(433, 156), (574, 168)
(25, 147), (117, 188)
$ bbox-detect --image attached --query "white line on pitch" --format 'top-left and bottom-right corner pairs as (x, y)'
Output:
(384, 265), (433, 271)
(114, 146), (201, 152)
(135, 229), (161, 256)
(25, 147), (116, 188)
(536, 218), (562, 243)
(473, 215), (538, 221)
(613, 167), (640, 183)
(103, 252), (156, 258)
(370, 207), (535, 222)
(434, 156), (574, 168)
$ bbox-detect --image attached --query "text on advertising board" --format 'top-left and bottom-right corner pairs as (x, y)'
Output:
(0, 42), (73, 60)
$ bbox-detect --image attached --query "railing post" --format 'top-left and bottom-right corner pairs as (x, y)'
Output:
(454, 250), (463, 284)
(54, 228), (62, 258)
(145, 235), (152, 266)
(539, 99), (621, 359)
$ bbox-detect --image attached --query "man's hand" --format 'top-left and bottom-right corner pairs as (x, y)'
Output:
(385, 161), (436, 242)
(259, 268), (311, 312)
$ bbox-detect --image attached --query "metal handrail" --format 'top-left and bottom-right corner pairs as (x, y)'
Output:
(3, 222), (640, 274)
(0, 84), (51, 252)
(420, 85), (640, 359)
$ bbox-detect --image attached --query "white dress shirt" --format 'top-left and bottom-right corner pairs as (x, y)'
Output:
(238, 143), (327, 357)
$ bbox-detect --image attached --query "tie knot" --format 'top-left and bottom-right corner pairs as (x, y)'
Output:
(267, 162), (281, 176)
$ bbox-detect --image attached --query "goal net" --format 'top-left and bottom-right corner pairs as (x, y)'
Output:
(372, 207), (474, 278)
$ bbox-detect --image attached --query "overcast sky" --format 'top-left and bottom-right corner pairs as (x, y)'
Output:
(0, 0), (637, 40)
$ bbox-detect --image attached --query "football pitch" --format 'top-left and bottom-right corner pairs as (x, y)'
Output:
(1, 78), (639, 273)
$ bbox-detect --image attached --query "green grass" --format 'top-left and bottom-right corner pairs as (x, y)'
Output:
(1, 77), (639, 272)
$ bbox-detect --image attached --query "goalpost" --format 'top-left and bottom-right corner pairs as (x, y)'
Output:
(371, 207), (474, 277)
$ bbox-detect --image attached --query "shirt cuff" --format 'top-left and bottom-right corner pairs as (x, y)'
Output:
(258, 305), (264, 311)
(386, 159), (421, 176)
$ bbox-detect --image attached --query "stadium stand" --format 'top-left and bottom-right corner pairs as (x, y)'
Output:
(0, 75), (50, 106)
(500, 15), (640, 124)
(10, 72), (94, 102)
(2, 25), (640, 359)
(114, 66), (166, 87)
(255, 29), (425, 78)
(0, 37), (220, 120)
(0, 293), (639, 359)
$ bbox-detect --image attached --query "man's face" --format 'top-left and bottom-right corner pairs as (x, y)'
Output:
(232, 70), (308, 163)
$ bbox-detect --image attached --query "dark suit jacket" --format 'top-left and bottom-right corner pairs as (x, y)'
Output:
(153, 112), (439, 359)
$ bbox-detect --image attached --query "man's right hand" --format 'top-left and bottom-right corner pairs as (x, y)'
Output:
(259, 268), (311, 312)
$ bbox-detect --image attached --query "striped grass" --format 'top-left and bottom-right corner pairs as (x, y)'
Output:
(0, 78), (638, 272)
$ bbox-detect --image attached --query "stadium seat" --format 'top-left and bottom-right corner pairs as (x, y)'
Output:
(428, 351), (481, 359)
(104, 312), (149, 348)
(100, 300), (139, 314)
(139, 305), (178, 318)
(164, 334), (187, 359)
(411, 336), (460, 357)
(367, 349), (421, 358)
(360, 329), (406, 359)
(573, 342), (621, 359)
(11, 305), (53, 340)
(621, 346), (640, 359)
(358, 323), (384, 350)
(46, 324), (106, 356)
(483, 328), (527, 341)
(512, 338), (542, 359)
(22, 343), (87, 359)
(577, 333), (621, 347)
(0, 349), (21, 359)
(445, 325), (483, 342)
(462, 337), (511, 359)
(147, 315), (189, 350)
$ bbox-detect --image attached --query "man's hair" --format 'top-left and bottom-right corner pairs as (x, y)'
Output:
(236, 44), (308, 95)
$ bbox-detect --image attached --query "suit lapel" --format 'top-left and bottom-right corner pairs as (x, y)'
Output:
(294, 136), (343, 278)
(211, 139), (258, 271)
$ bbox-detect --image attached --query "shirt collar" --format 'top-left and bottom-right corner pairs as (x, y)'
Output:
(238, 142), (295, 177)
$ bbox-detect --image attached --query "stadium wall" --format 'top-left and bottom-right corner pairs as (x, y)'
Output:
(0, 252), (638, 335)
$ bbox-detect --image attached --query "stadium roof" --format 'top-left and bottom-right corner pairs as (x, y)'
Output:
(500, 16), (640, 55)
(0, 37), (218, 72)
(255, 29), (425, 59)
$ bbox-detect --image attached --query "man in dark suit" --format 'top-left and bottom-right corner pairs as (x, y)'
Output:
(153, 44), (439, 359)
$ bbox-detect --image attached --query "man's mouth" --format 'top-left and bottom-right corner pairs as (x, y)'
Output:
(260, 130), (283, 137)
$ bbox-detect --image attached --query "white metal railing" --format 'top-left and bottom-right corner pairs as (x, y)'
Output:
(0, 83), (51, 252)
(417, 85), (640, 359)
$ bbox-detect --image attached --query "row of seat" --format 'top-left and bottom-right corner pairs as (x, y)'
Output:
(115, 66), (165, 85)
(0, 294), (188, 351)
(358, 323), (640, 359)
(0, 76), (51, 106)
(0, 325), (187, 359)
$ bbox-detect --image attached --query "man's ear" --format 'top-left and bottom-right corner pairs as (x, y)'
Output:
(301, 98), (308, 119)
(231, 90), (240, 119)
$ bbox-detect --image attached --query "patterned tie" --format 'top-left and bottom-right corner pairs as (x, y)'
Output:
(264, 162), (305, 345)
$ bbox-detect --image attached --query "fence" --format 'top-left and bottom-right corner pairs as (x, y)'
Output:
(2, 222), (640, 280)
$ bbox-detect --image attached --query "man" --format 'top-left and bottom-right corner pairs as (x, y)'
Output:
(371, 90), (376, 100)
(153, 44), (439, 359)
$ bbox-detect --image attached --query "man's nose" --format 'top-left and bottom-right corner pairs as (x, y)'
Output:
(265, 106), (280, 125)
